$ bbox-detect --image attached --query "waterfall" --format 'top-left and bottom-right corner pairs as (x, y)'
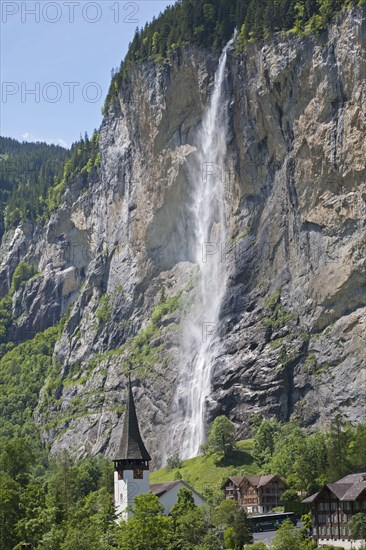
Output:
(168, 35), (235, 461)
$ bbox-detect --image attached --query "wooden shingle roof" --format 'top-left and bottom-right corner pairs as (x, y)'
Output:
(114, 379), (151, 462)
(302, 472), (366, 504)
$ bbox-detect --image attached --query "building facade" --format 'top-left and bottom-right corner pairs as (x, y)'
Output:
(222, 475), (287, 514)
(113, 379), (206, 521)
(150, 481), (205, 514)
(113, 379), (152, 521)
(303, 473), (366, 549)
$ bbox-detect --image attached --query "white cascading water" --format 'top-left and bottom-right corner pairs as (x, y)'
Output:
(168, 35), (235, 460)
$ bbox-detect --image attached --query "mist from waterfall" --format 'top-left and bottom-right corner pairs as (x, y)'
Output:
(168, 35), (234, 461)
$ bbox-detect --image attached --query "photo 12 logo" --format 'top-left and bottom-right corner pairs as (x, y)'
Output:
(201, 242), (230, 264)
(202, 162), (234, 184)
(1, 1), (140, 24)
(202, 322), (220, 343)
(1, 81), (103, 103)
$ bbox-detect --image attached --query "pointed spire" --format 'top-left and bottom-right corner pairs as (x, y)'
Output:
(114, 376), (151, 461)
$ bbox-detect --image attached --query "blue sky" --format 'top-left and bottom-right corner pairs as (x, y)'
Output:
(0, 1), (173, 147)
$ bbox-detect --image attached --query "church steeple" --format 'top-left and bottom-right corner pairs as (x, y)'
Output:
(114, 377), (151, 462)
(113, 378), (151, 521)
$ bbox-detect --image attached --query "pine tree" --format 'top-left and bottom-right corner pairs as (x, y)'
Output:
(207, 415), (236, 457)
(326, 413), (352, 481)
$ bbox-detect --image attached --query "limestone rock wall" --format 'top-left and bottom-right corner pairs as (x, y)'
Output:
(0, 7), (364, 466)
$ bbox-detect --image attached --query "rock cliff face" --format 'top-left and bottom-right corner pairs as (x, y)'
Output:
(1, 7), (365, 466)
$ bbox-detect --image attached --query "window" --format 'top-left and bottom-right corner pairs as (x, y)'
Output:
(133, 467), (143, 479)
(117, 470), (123, 480)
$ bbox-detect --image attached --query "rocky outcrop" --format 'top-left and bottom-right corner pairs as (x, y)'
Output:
(1, 7), (365, 466)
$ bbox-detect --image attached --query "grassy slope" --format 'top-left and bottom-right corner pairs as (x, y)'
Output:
(150, 440), (260, 494)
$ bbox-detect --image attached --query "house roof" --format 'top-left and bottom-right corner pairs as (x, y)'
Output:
(245, 475), (285, 488)
(327, 483), (352, 500)
(227, 476), (245, 487)
(337, 473), (366, 484)
(302, 492), (319, 504)
(222, 474), (286, 490)
(302, 472), (366, 504)
(341, 482), (366, 501)
(113, 378), (151, 462)
(150, 480), (204, 500)
(150, 481), (181, 497)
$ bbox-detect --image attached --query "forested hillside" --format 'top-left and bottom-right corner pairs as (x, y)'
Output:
(104, 0), (364, 112)
(0, 134), (100, 236)
(0, 138), (69, 236)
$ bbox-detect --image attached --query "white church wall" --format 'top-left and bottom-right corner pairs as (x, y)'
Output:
(158, 482), (205, 515)
(114, 469), (150, 521)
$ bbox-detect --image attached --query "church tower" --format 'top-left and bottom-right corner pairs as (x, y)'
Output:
(113, 378), (151, 521)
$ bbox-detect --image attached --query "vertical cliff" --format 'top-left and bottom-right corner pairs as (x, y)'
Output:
(0, 7), (364, 465)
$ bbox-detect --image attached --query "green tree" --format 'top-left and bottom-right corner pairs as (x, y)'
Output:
(0, 322), (64, 442)
(11, 262), (36, 293)
(15, 481), (49, 546)
(212, 499), (238, 530)
(0, 438), (34, 485)
(37, 525), (64, 550)
(172, 507), (208, 549)
(98, 457), (115, 494)
(269, 422), (327, 493)
(46, 452), (77, 522)
(194, 532), (222, 549)
(231, 507), (253, 548)
(215, 501), (252, 548)
(208, 415), (236, 457)
(152, 31), (161, 55)
(300, 432), (327, 491)
(0, 136), (69, 234)
(0, 473), (21, 550)
(252, 417), (281, 467)
(224, 526), (236, 549)
(61, 489), (117, 550)
(118, 492), (173, 550)
(170, 487), (196, 518)
(272, 520), (315, 550)
(170, 488), (208, 548)
(348, 421), (366, 471)
(301, 511), (312, 530)
(73, 458), (101, 499)
(166, 453), (182, 471)
(61, 522), (112, 550)
(281, 488), (301, 512)
(326, 413), (352, 481)
(349, 513), (366, 541)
